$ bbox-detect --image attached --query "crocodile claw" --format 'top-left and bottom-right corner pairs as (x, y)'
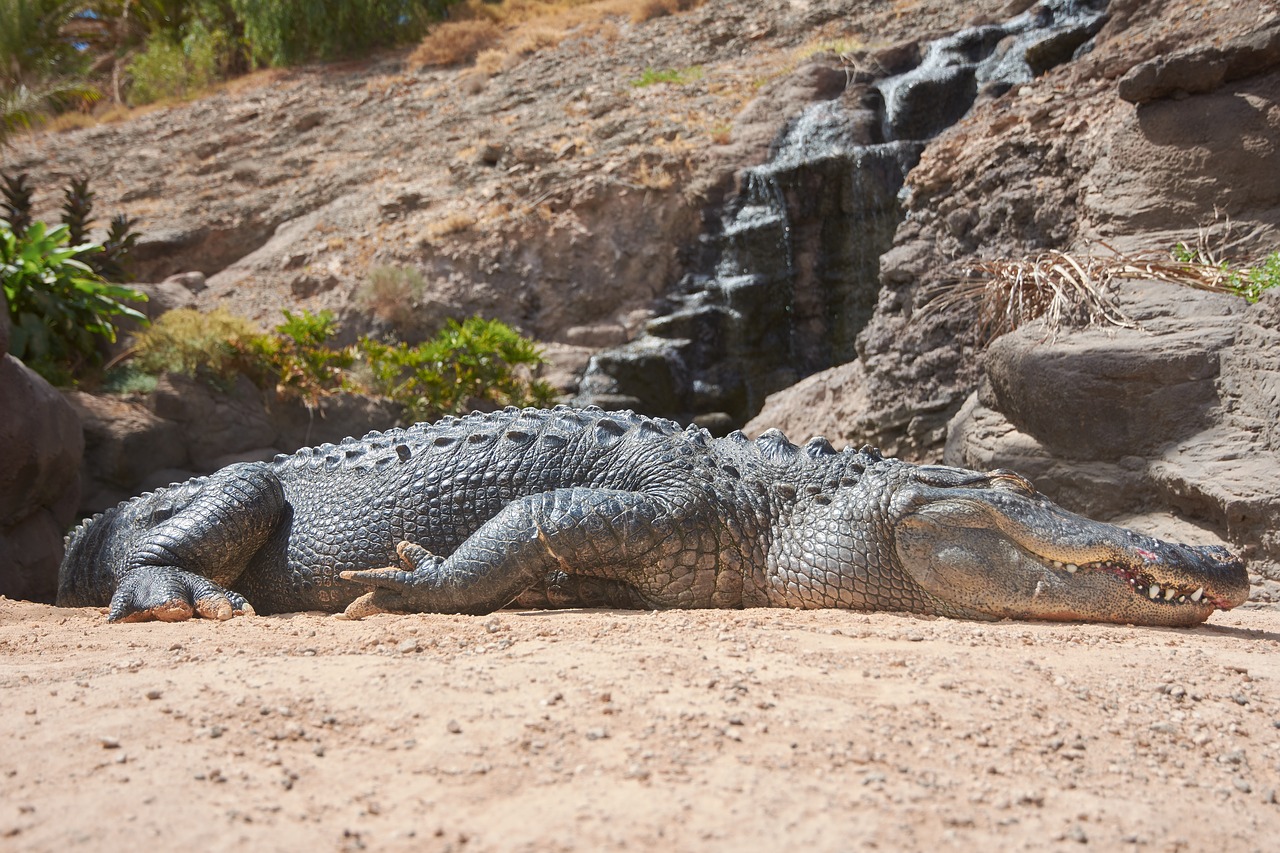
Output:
(338, 541), (446, 619)
(340, 589), (405, 620)
(108, 568), (255, 623)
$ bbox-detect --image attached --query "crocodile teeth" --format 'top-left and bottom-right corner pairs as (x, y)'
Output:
(1149, 584), (1161, 600)
(1065, 564), (1078, 573)
(1190, 587), (1204, 602)
(1164, 587), (1177, 600)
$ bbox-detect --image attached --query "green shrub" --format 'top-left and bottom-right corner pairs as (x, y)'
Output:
(360, 316), (556, 422)
(245, 309), (356, 405)
(1173, 243), (1280, 304)
(131, 308), (262, 384)
(631, 65), (704, 87)
(2, 219), (147, 385)
(99, 363), (159, 395)
(127, 22), (227, 105)
(231, 0), (461, 66)
(126, 37), (187, 104)
(118, 306), (553, 421)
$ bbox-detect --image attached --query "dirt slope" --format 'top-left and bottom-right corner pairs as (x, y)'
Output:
(3, 598), (1278, 851)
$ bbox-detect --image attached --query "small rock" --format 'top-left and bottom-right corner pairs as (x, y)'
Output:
(446, 720), (462, 734)
(100, 737), (121, 750)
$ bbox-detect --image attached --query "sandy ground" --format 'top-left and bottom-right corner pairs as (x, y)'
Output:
(2, 599), (1279, 852)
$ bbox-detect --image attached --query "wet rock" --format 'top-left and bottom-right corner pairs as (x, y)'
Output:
(585, 0), (1105, 427)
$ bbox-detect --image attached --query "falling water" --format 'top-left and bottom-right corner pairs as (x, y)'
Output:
(577, 0), (1110, 426)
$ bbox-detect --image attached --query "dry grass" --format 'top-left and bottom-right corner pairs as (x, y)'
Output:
(631, 161), (676, 189)
(425, 212), (478, 241)
(793, 36), (865, 63)
(44, 112), (98, 133)
(410, 19), (503, 67)
(920, 225), (1276, 343)
(629, 0), (705, 23)
(920, 251), (1138, 342)
(408, 0), (706, 72)
(357, 266), (428, 335)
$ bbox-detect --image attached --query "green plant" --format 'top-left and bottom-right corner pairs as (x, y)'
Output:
(360, 316), (555, 421)
(631, 65), (704, 87)
(60, 174), (93, 245)
(2, 171), (33, 235)
(126, 36), (189, 104)
(131, 307), (262, 384)
(231, 0), (461, 66)
(94, 212), (139, 281)
(1172, 243), (1280, 305)
(247, 309), (356, 405)
(2, 218), (147, 384)
(3, 172), (140, 280)
(126, 21), (228, 105)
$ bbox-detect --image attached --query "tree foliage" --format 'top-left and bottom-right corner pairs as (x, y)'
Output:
(231, 0), (459, 66)
(0, 0), (462, 134)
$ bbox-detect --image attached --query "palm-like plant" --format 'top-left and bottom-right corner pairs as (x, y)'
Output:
(0, 0), (100, 146)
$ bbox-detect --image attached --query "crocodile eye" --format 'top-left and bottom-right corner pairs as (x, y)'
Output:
(988, 470), (1037, 495)
(147, 506), (176, 524)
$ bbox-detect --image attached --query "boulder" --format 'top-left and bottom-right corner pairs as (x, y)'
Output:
(982, 285), (1240, 461)
(149, 373), (277, 471)
(1117, 24), (1280, 103)
(0, 297), (84, 600)
(64, 390), (188, 493)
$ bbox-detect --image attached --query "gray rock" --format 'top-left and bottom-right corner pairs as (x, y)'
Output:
(0, 351), (84, 602)
(1118, 24), (1280, 103)
(1117, 51), (1229, 104)
(1219, 288), (1280, 454)
(65, 390), (188, 490)
(270, 392), (401, 452)
(0, 356), (83, 527)
(982, 311), (1234, 461)
(149, 373), (277, 472)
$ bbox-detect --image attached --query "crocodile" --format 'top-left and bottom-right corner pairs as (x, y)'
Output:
(56, 406), (1249, 626)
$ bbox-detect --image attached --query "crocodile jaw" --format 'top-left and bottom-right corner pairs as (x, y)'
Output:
(893, 493), (1249, 627)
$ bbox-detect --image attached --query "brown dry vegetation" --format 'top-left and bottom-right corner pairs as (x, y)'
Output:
(409, 0), (707, 69)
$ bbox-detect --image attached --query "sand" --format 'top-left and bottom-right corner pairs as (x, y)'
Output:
(2, 598), (1278, 851)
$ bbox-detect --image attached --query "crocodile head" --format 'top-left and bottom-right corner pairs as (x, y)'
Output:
(890, 466), (1250, 626)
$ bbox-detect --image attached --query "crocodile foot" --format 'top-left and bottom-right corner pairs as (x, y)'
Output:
(339, 541), (445, 619)
(109, 568), (256, 623)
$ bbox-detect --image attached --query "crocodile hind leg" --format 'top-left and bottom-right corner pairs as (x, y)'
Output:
(340, 487), (697, 618)
(104, 464), (287, 622)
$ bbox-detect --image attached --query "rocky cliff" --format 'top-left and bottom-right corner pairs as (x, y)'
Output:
(2, 0), (1278, 597)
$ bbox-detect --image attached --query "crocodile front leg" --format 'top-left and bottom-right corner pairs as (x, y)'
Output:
(103, 464), (287, 622)
(340, 487), (703, 617)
